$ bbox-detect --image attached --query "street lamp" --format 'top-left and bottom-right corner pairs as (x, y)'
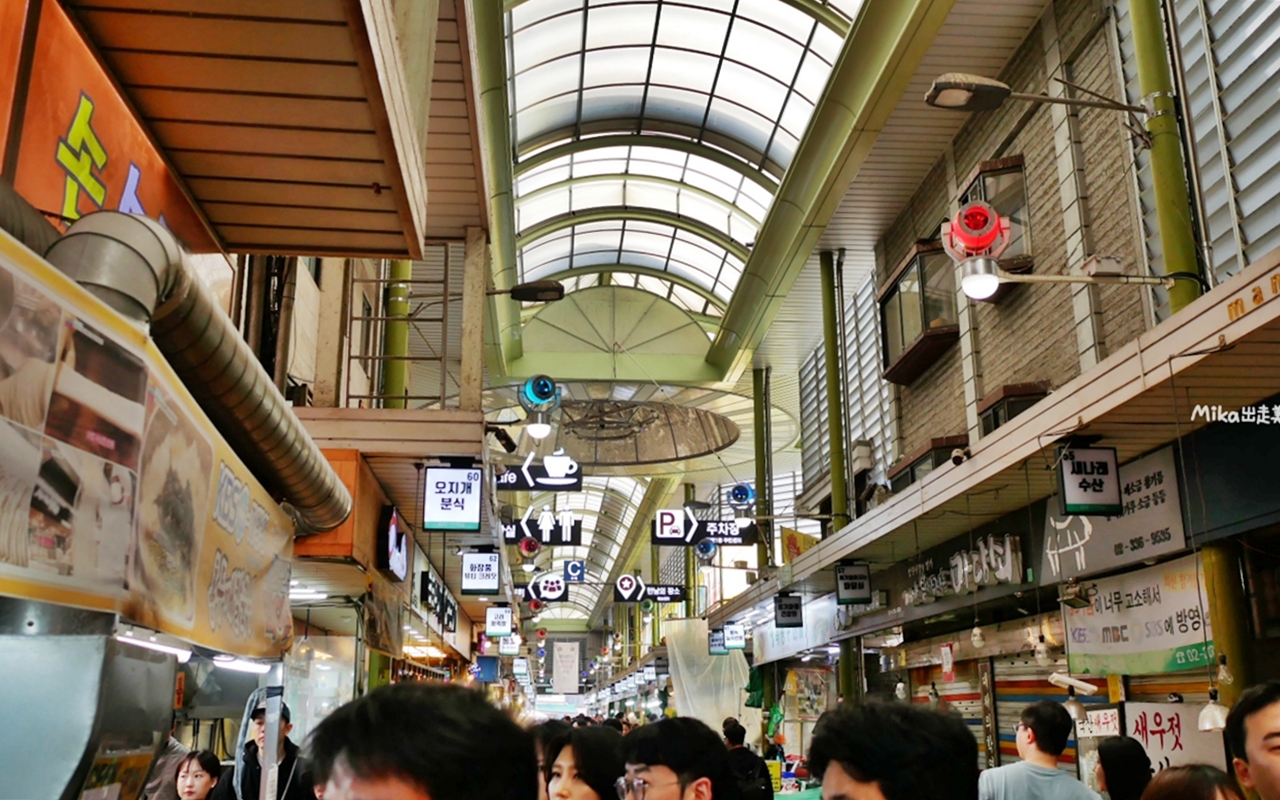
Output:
(925, 73), (1144, 114)
(958, 255), (1193, 301)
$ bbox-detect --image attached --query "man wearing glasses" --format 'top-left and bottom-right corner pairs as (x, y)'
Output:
(618, 718), (740, 800)
(979, 701), (1100, 800)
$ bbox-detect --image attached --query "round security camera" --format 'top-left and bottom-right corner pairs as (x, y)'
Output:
(695, 539), (718, 563)
(523, 375), (558, 405)
(951, 448), (969, 466)
(727, 483), (755, 508)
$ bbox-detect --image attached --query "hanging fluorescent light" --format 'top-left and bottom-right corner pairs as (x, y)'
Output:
(212, 655), (271, 674)
(115, 634), (192, 663)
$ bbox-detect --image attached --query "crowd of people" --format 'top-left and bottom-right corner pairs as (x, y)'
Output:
(142, 679), (1280, 800)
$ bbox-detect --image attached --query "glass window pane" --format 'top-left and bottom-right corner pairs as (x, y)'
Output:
(883, 290), (903, 365)
(577, 86), (646, 127)
(984, 170), (1031, 257)
(899, 265), (923, 349)
(715, 60), (788, 121)
(585, 3), (656, 49)
(511, 11), (582, 73)
(649, 48), (720, 95)
(921, 252), (956, 329)
(656, 5), (730, 55)
(581, 47), (651, 90)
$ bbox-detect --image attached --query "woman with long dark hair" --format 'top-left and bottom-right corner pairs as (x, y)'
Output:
(544, 727), (625, 800)
(1095, 737), (1152, 800)
(1139, 765), (1243, 800)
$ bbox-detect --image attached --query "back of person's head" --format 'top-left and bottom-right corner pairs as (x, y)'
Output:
(622, 717), (742, 800)
(808, 701), (978, 800)
(1139, 765), (1243, 800)
(174, 750), (223, 782)
(1097, 737), (1152, 800)
(722, 717), (739, 736)
(602, 718), (625, 733)
(534, 720), (573, 752)
(1022, 700), (1074, 757)
(545, 727), (625, 800)
(724, 722), (747, 747)
(306, 682), (537, 800)
(1228, 680), (1280, 762)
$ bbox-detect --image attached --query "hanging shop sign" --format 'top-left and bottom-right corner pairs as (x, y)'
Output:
(940, 642), (955, 682)
(10, 1), (218, 252)
(530, 571), (568, 603)
(498, 636), (520, 656)
(421, 562), (460, 635)
(1076, 708), (1121, 739)
(902, 533), (1023, 606)
(1064, 554), (1213, 675)
(424, 467), (483, 531)
(650, 507), (759, 546)
(496, 450), (583, 491)
(1043, 446), (1185, 582)
(774, 593), (803, 629)
(514, 657), (529, 676)
(612, 574), (686, 603)
(376, 506), (408, 581)
(0, 226), (292, 658)
(501, 505), (583, 546)
(553, 641), (579, 695)
(643, 665), (657, 681)
(708, 628), (729, 656)
(1057, 446), (1122, 516)
(835, 562), (872, 605)
(564, 559), (586, 582)
(485, 606), (514, 638)
(460, 552), (501, 595)
(1124, 703), (1227, 771)
(364, 574), (403, 654)
(723, 623), (747, 650)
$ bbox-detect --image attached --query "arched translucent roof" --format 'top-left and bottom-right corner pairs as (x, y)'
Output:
(535, 272), (724, 318)
(524, 477), (647, 620)
(518, 219), (746, 302)
(507, 0), (863, 315)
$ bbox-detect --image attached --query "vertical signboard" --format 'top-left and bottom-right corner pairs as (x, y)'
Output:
(835, 562), (872, 605)
(723, 623), (747, 650)
(485, 606), (513, 638)
(553, 641), (579, 695)
(460, 552), (500, 595)
(1058, 446), (1122, 515)
(424, 467), (483, 531)
(708, 628), (728, 656)
(775, 594), (803, 629)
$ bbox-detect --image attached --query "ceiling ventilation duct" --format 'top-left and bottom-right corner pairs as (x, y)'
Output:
(43, 211), (351, 533)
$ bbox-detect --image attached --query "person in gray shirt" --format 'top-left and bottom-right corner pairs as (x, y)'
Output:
(979, 701), (1101, 800)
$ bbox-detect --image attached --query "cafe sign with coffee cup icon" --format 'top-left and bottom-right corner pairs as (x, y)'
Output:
(496, 449), (583, 491)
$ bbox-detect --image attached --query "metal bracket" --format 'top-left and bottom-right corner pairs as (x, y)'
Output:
(1142, 91), (1178, 119)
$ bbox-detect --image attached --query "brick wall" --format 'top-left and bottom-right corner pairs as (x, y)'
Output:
(877, 0), (1149, 461)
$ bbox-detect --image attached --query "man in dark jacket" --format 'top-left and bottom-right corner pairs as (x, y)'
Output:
(212, 701), (313, 800)
(725, 722), (772, 800)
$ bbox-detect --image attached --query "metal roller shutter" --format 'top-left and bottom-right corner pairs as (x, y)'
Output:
(911, 659), (987, 771)
(844, 273), (893, 487)
(1126, 672), (1211, 703)
(992, 654), (1108, 775)
(1114, 0), (1280, 313)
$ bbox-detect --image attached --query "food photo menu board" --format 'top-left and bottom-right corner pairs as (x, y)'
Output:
(0, 228), (294, 658)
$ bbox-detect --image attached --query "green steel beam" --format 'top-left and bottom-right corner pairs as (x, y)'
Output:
(588, 475), (682, 629)
(518, 174), (763, 227)
(706, 0), (956, 379)
(1130, 0), (1202, 313)
(684, 483), (696, 618)
(821, 251), (850, 534)
(516, 206), (751, 263)
(503, 0), (850, 36)
(470, 0), (522, 375)
(530, 264), (728, 310)
(381, 259), (412, 408)
(752, 367), (773, 568)
(514, 135), (780, 195)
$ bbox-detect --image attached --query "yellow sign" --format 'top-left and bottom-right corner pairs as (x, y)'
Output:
(0, 229), (293, 657)
(781, 527), (819, 564)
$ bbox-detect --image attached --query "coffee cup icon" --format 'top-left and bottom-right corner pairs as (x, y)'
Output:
(543, 449), (579, 479)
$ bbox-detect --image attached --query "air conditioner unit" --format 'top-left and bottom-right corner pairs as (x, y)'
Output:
(850, 440), (874, 474)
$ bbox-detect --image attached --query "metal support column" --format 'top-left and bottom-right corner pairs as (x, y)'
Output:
(381, 259), (413, 408)
(651, 544), (662, 646)
(684, 483), (697, 618)
(760, 662), (777, 746)
(838, 637), (859, 706)
(1130, 0), (1202, 313)
(820, 251), (850, 534)
(460, 228), (487, 411)
(634, 584), (644, 659)
(753, 367), (773, 568)
(1202, 541), (1251, 706)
